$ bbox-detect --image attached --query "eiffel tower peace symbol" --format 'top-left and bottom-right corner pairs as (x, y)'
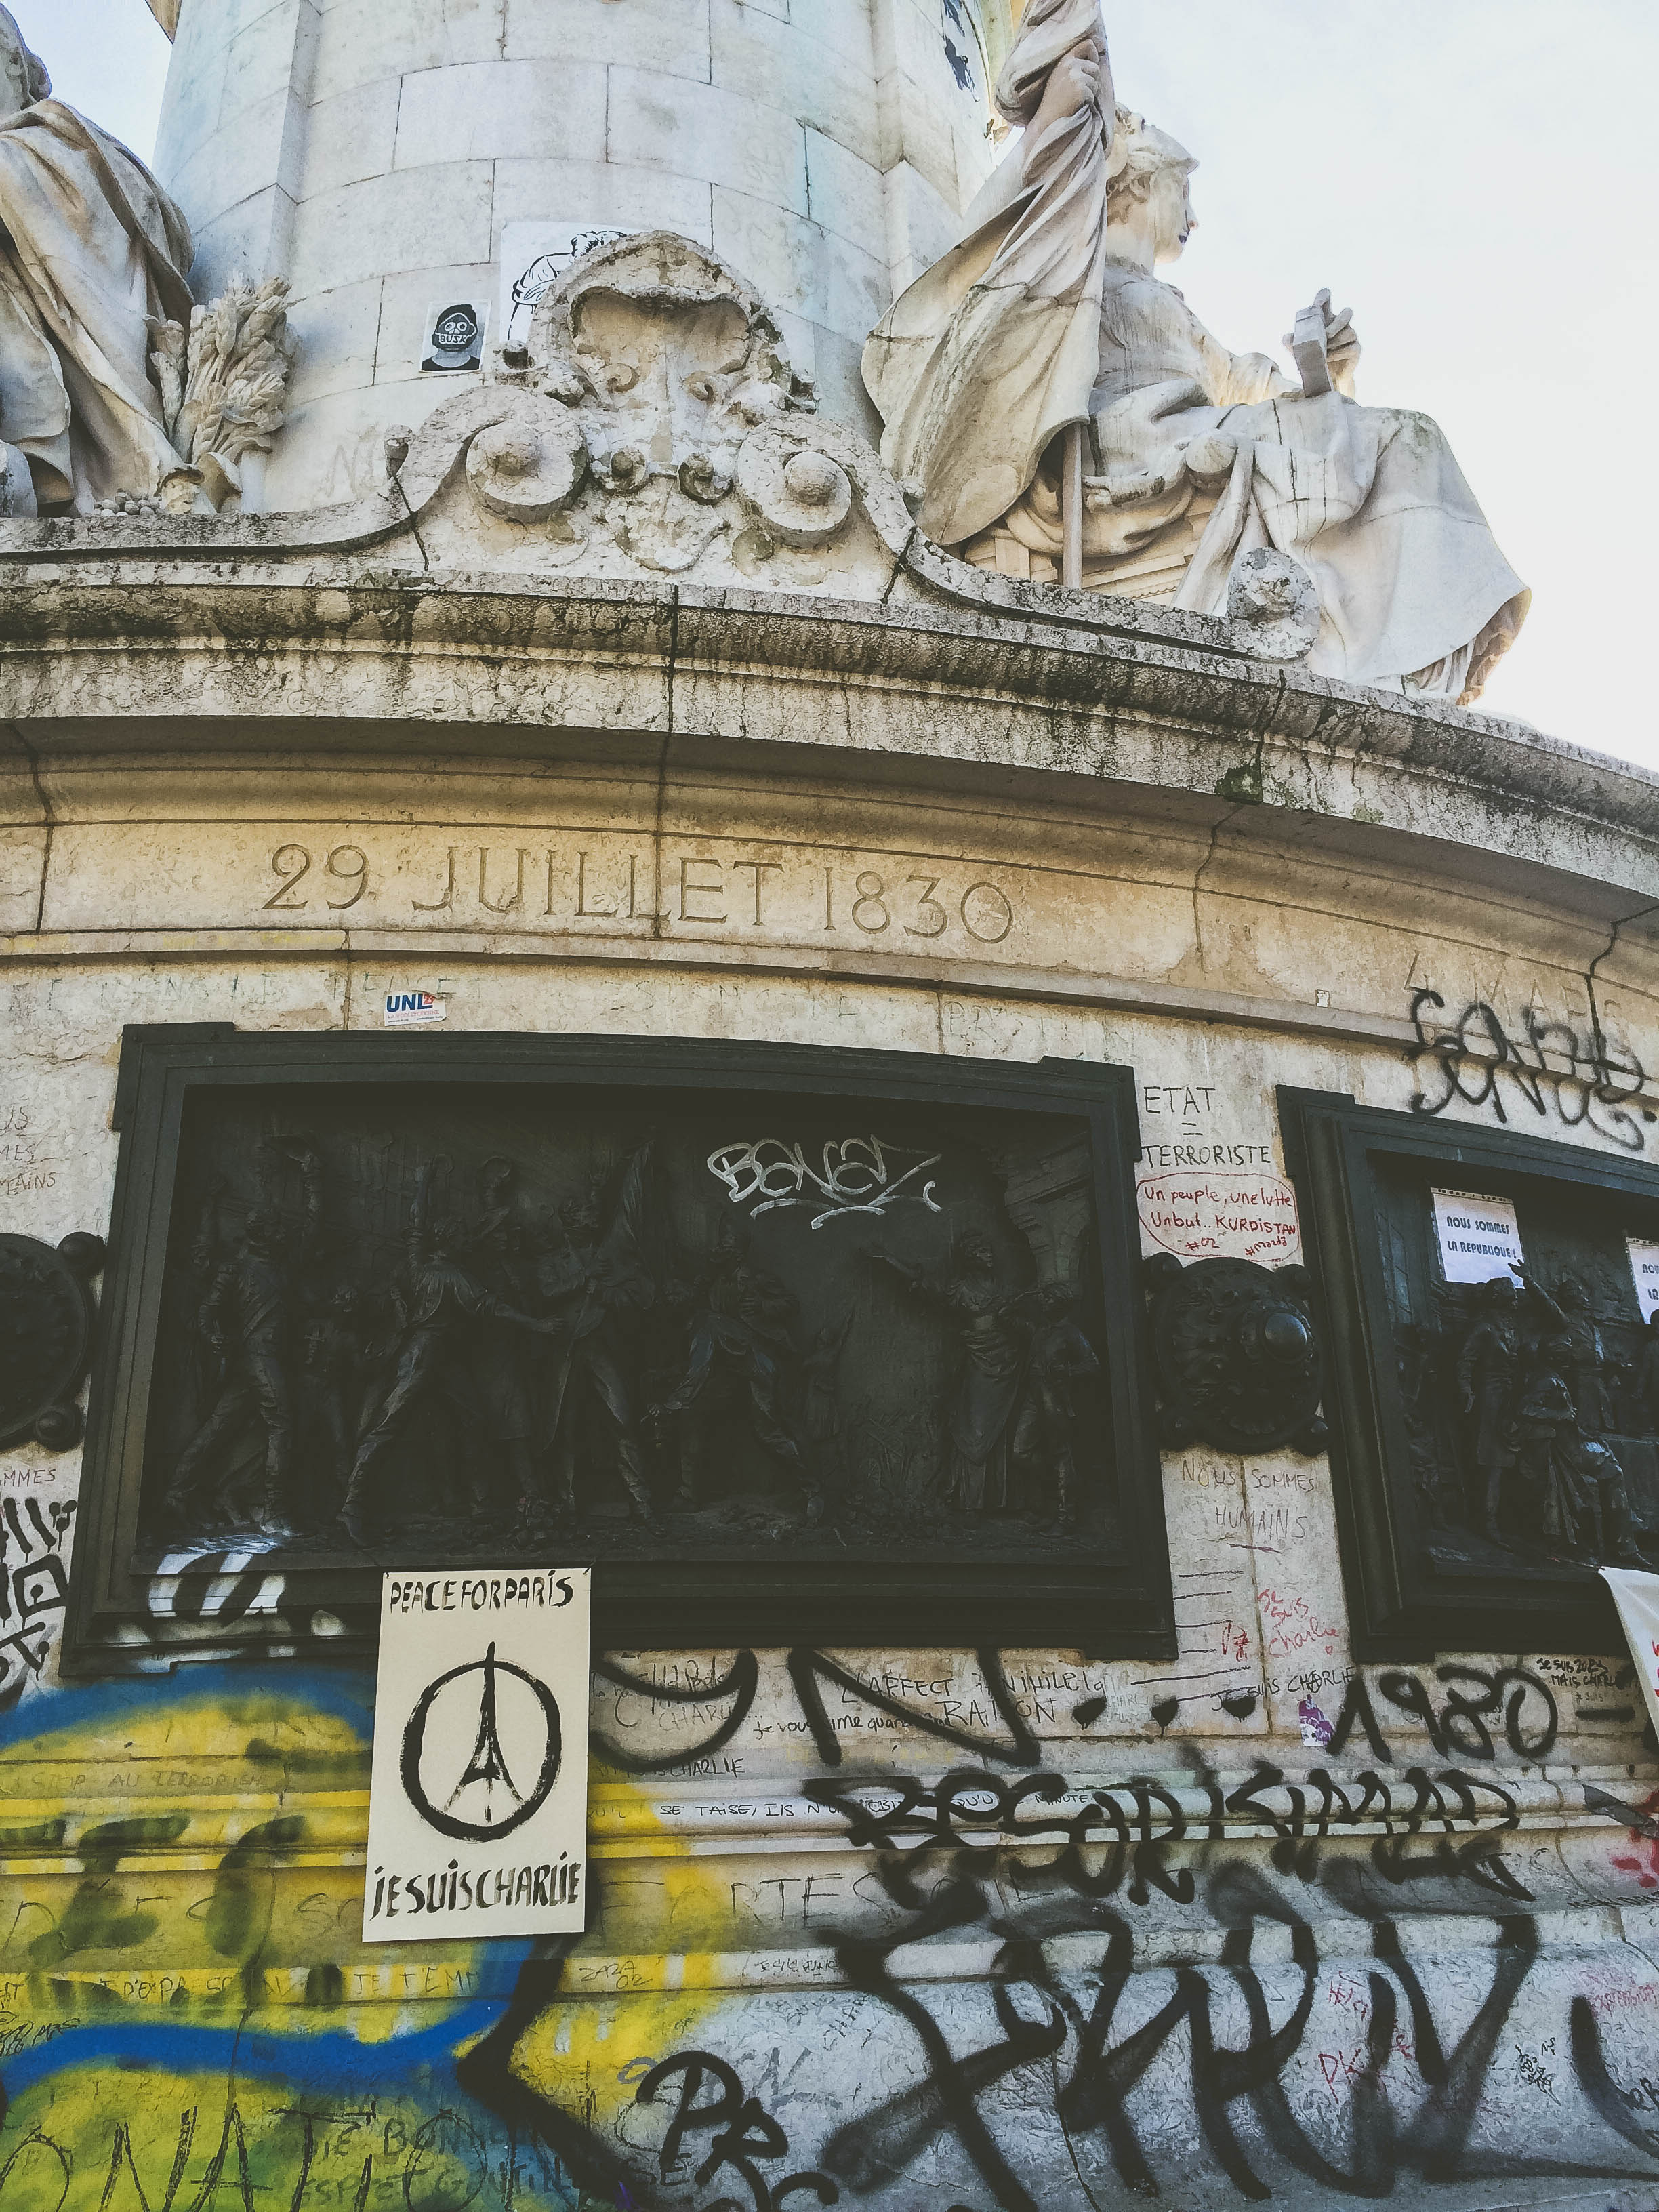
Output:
(398, 1641), (562, 1843)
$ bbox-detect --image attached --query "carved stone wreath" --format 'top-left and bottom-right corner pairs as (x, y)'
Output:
(0, 1231), (104, 1451)
(1145, 1252), (1326, 1456)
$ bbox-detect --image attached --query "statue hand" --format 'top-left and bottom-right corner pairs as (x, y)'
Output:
(1050, 45), (1103, 114)
(1282, 298), (1361, 398)
(1323, 304), (1361, 396)
(1027, 38), (1103, 148)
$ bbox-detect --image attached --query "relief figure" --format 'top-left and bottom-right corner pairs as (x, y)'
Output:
(463, 1158), (543, 1519)
(1521, 1268), (1615, 1435)
(1511, 1351), (1643, 1565)
(1021, 1280), (1100, 1530)
(537, 1152), (659, 1528)
(868, 1231), (1033, 1515)
(161, 1139), (321, 1541)
(802, 1309), (854, 1499)
(1454, 1275), (1523, 1542)
(653, 1216), (817, 1519)
(302, 1284), (375, 1521)
(1446, 1263), (1645, 1565)
(338, 1162), (559, 1544)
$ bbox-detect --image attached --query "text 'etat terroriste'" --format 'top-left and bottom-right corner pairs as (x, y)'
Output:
(1282, 1089), (1659, 1657)
(66, 1029), (1171, 1665)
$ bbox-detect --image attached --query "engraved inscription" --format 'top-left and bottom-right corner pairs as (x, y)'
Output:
(251, 835), (1022, 951)
(263, 843), (369, 912)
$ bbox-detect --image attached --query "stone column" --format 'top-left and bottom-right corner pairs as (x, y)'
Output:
(150, 0), (1006, 510)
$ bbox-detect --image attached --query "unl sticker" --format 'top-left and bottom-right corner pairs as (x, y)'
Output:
(384, 989), (446, 1028)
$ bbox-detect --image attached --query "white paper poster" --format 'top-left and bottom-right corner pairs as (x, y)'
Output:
(1600, 1567), (1659, 1744)
(364, 1568), (590, 1943)
(1431, 1188), (1524, 1284)
(499, 221), (627, 353)
(1629, 1240), (1659, 1322)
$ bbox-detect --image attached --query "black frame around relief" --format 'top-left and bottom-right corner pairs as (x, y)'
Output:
(67, 1025), (1173, 1671)
(1279, 1086), (1659, 1658)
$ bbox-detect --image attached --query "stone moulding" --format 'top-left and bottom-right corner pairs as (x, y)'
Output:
(1, 558), (1656, 909)
(0, 377), (1269, 649)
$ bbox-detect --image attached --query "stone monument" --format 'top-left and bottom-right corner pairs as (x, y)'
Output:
(0, 1), (1653, 2203)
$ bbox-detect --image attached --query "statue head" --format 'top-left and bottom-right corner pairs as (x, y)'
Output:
(1538, 1328), (1574, 1372)
(558, 1180), (603, 1242)
(243, 1209), (289, 1257)
(1483, 1275), (1519, 1313)
(713, 1213), (750, 1261)
(1555, 1271), (1591, 1314)
(951, 1230), (996, 1277)
(0, 8), (49, 119)
(1106, 106), (1197, 264)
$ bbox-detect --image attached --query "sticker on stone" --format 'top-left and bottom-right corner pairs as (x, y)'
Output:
(420, 300), (487, 373)
(384, 989), (446, 1028)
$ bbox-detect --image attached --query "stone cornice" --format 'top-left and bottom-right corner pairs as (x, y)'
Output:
(1, 560), (1656, 923)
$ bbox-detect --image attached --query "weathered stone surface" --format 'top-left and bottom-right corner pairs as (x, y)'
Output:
(1, 9), (1652, 2200)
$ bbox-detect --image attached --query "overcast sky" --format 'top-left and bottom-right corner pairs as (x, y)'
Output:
(19, 1), (1659, 769)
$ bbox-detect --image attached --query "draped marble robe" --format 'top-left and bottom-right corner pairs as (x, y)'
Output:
(0, 53), (194, 510)
(862, 0), (1113, 551)
(864, 6), (1530, 701)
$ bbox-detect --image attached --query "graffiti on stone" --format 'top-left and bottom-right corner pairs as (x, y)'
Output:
(1408, 988), (1652, 1151)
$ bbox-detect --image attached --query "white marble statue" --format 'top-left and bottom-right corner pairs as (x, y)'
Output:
(863, 0), (1529, 703)
(0, 6), (196, 511)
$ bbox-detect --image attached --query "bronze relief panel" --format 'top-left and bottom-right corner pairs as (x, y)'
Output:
(68, 1029), (1172, 1666)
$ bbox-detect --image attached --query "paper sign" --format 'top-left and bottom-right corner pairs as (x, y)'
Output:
(384, 989), (445, 1028)
(1137, 1170), (1300, 1263)
(1599, 1568), (1659, 1744)
(1431, 1188), (1523, 1284)
(364, 1568), (590, 1942)
(499, 221), (627, 354)
(1631, 1240), (1659, 1322)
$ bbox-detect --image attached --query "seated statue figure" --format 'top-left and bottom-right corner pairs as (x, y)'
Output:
(863, 0), (1528, 703)
(0, 6), (195, 512)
